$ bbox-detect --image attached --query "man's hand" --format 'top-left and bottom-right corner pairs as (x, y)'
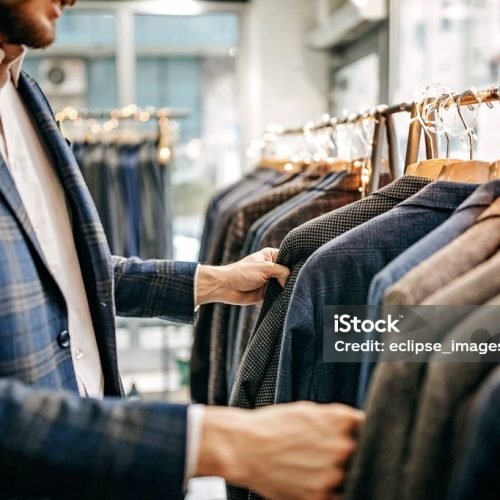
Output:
(196, 248), (290, 306)
(196, 402), (365, 500)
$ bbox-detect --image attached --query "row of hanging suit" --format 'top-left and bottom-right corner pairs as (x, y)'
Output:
(72, 138), (174, 260)
(193, 108), (500, 500)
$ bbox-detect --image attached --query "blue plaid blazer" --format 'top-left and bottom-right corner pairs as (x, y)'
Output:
(0, 72), (198, 499)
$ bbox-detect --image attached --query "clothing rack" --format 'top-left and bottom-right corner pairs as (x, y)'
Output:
(57, 105), (190, 165)
(271, 103), (413, 136)
(55, 105), (190, 122)
(269, 86), (499, 137)
(262, 86), (500, 174)
(405, 86), (500, 166)
(259, 103), (408, 191)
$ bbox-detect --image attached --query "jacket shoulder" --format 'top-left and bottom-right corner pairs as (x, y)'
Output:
(20, 70), (57, 118)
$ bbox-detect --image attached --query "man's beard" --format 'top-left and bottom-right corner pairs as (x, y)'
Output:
(0, 1), (56, 48)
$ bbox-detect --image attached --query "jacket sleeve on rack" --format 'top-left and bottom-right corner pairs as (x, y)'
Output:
(0, 378), (189, 500)
(112, 256), (198, 324)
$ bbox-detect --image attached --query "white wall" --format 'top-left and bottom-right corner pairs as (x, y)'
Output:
(202, 57), (241, 188)
(237, 0), (329, 169)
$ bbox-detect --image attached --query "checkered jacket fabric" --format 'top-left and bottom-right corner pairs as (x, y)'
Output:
(0, 72), (196, 499)
(226, 175), (432, 500)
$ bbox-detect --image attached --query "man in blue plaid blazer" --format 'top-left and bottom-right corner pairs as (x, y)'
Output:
(0, 1), (364, 499)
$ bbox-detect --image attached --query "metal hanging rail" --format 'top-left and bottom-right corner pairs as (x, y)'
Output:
(56, 105), (190, 123)
(405, 86), (500, 165)
(57, 105), (190, 165)
(265, 86), (500, 137)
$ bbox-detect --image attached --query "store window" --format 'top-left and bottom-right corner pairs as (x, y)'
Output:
(24, 10), (118, 110)
(55, 10), (116, 46)
(133, 12), (241, 262)
(331, 53), (380, 116)
(394, 0), (500, 101)
(135, 13), (239, 49)
(393, 0), (500, 161)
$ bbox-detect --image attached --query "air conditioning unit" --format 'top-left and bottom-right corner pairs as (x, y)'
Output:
(306, 0), (388, 49)
(39, 58), (87, 96)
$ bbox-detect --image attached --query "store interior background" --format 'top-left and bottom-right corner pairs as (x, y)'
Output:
(24, 0), (499, 496)
(24, 0), (500, 489)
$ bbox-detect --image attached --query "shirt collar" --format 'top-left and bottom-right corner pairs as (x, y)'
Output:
(0, 43), (27, 89)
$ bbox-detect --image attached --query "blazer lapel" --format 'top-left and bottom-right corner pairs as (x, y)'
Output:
(18, 72), (121, 395)
(17, 72), (114, 296)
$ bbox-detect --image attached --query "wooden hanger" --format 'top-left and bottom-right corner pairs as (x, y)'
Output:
(304, 158), (352, 175)
(489, 161), (500, 179)
(406, 158), (463, 179)
(260, 156), (303, 173)
(334, 113), (383, 195)
(437, 160), (492, 183)
(405, 91), (494, 182)
(404, 98), (462, 178)
(385, 113), (400, 179)
(365, 114), (385, 192)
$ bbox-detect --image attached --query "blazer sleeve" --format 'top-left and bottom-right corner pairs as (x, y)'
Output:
(0, 378), (189, 499)
(112, 256), (198, 324)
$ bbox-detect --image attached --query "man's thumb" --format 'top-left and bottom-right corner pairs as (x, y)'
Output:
(267, 263), (290, 288)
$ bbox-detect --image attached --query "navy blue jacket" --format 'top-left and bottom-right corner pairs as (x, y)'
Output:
(277, 181), (479, 406)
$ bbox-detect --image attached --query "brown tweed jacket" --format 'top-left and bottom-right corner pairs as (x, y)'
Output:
(384, 197), (500, 305)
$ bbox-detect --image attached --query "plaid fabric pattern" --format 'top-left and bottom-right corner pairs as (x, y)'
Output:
(113, 256), (197, 323)
(226, 175), (432, 500)
(0, 73), (195, 498)
(0, 380), (189, 499)
(208, 173), (331, 405)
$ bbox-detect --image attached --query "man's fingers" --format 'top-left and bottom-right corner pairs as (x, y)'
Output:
(260, 247), (279, 262)
(335, 437), (357, 465)
(329, 404), (365, 430)
(328, 403), (365, 420)
(265, 262), (290, 288)
(244, 247), (279, 264)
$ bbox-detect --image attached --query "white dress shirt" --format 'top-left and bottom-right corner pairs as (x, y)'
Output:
(0, 43), (204, 484)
